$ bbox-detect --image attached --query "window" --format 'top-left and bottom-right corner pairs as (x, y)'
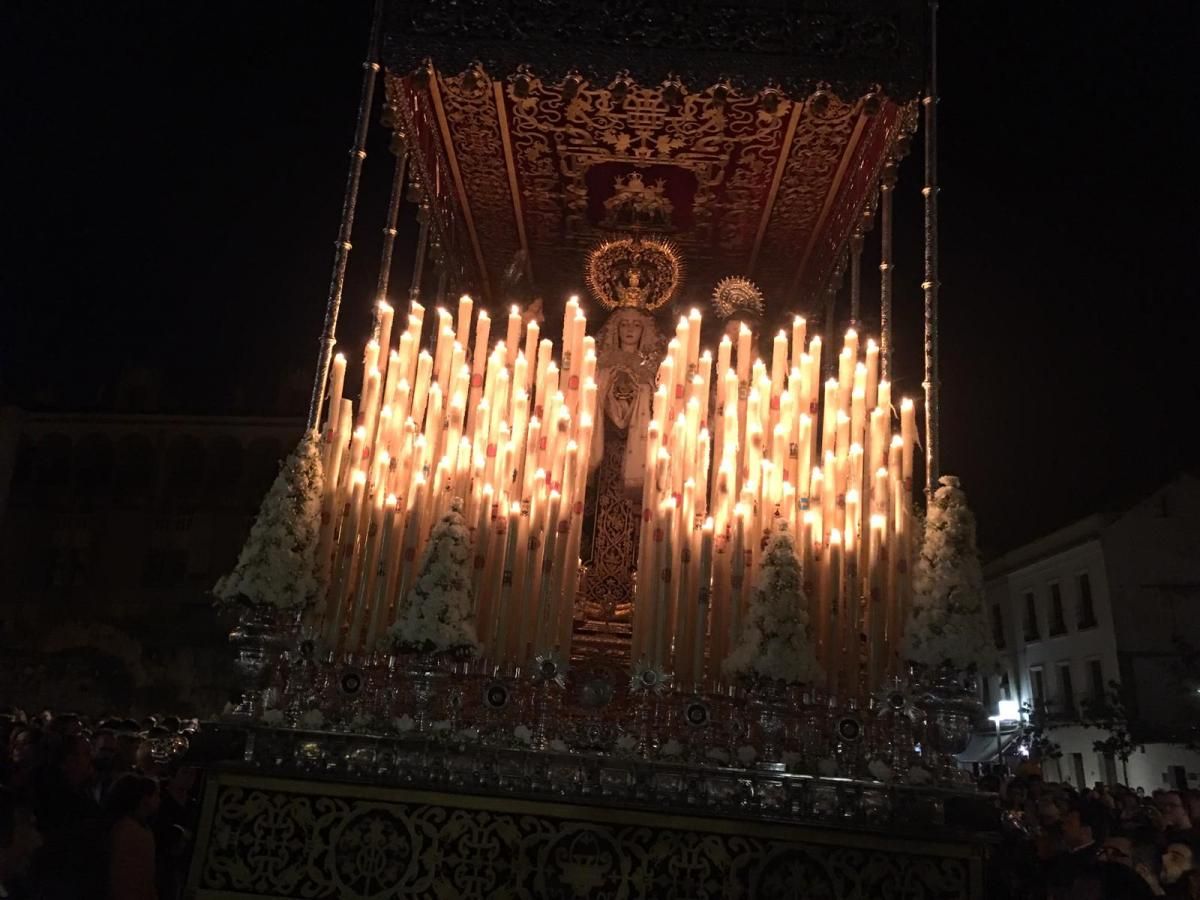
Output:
(1077, 572), (1097, 628)
(1057, 663), (1076, 714)
(1031, 667), (1046, 706)
(1023, 591), (1040, 641)
(1088, 659), (1105, 704)
(1049, 583), (1066, 635)
(992, 604), (1006, 648)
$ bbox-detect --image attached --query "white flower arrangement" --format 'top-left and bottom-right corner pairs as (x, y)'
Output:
(615, 734), (638, 753)
(548, 739), (569, 753)
(456, 726), (480, 742)
(736, 745), (758, 766)
(431, 719), (451, 733)
(214, 432), (325, 611)
(260, 708), (285, 727)
(706, 748), (731, 765)
(723, 524), (822, 685)
(660, 739), (684, 758)
(903, 476), (998, 672)
(393, 715), (415, 734)
(387, 501), (480, 655)
(513, 725), (533, 746)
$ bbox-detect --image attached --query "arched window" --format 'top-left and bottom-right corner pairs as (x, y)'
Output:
(206, 436), (244, 509)
(114, 434), (158, 507)
(73, 433), (116, 510)
(242, 437), (282, 512)
(8, 436), (36, 508)
(164, 435), (205, 511)
(37, 434), (73, 509)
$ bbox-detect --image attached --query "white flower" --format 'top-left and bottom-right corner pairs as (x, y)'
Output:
(782, 751), (803, 770)
(817, 757), (839, 777)
(736, 745), (758, 766)
(431, 719), (451, 733)
(549, 739), (569, 753)
(387, 504), (480, 654)
(300, 709), (325, 730)
(350, 713), (373, 730)
(615, 734), (638, 752)
(456, 726), (480, 742)
(661, 739), (683, 758)
(903, 476), (998, 672)
(867, 758), (895, 782)
(393, 715), (415, 734)
(260, 709), (285, 726)
(214, 432), (325, 611)
(513, 725), (533, 745)
(723, 527), (822, 684)
(706, 748), (731, 764)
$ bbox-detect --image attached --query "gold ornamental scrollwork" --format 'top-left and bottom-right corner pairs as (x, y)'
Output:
(585, 236), (682, 311)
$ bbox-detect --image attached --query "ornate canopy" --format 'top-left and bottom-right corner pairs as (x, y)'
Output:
(382, 0), (923, 310)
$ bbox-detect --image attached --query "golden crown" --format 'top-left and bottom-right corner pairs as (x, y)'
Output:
(711, 276), (766, 321)
(585, 237), (682, 311)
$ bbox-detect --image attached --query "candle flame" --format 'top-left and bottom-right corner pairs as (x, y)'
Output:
(901, 397), (914, 410)
(386, 493), (398, 506)
(352, 470), (367, 485)
(378, 299), (393, 312)
(334, 352), (346, 363)
(830, 528), (843, 544)
(870, 513), (886, 528)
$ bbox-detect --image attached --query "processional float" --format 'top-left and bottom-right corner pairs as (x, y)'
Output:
(195, 3), (996, 898)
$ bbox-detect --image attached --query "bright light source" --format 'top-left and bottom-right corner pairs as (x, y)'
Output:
(998, 699), (1021, 721)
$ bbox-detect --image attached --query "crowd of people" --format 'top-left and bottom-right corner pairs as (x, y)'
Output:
(3, 704), (1198, 899)
(0, 709), (201, 900)
(985, 767), (1200, 899)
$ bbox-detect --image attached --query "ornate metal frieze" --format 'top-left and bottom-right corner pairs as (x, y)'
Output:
(188, 769), (985, 898)
(381, 0), (925, 101)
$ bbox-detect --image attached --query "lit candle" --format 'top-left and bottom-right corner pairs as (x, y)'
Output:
(653, 497), (676, 670)
(456, 294), (473, 348)
(728, 504), (748, 665)
(900, 398), (916, 490)
(506, 305), (521, 366)
(326, 469), (367, 646)
(791, 316), (807, 371)
(771, 329), (788, 407)
(825, 528), (842, 694)
(867, 513), (886, 691)
(534, 489), (563, 655)
(693, 517), (715, 688)
(347, 478), (387, 652)
(325, 353), (347, 441)
(522, 320), (540, 393)
(493, 500), (521, 667)
(865, 339), (880, 410)
(736, 323), (752, 389)
(821, 378), (839, 457)
(376, 300), (395, 358)
(844, 327), (859, 364)
(410, 351), (433, 430)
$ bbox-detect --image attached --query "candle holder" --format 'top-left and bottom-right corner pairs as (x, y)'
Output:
(227, 602), (300, 718)
(915, 664), (981, 785)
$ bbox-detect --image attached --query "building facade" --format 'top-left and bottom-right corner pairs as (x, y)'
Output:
(0, 405), (303, 714)
(983, 475), (1200, 792)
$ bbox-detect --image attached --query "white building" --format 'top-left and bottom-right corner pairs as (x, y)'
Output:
(981, 475), (1200, 793)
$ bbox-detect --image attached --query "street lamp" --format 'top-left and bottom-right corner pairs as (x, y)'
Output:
(988, 699), (1021, 773)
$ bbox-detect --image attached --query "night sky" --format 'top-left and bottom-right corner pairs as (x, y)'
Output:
(4, 2), (1196, 555)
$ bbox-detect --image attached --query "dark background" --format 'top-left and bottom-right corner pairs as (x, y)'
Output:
(4, 2), (1197, 555)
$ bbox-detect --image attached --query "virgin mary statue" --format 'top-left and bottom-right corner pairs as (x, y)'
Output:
(580, 301), (664, 628)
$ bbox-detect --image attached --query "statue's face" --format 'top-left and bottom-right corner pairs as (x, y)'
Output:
(617, 315), (644, 351)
